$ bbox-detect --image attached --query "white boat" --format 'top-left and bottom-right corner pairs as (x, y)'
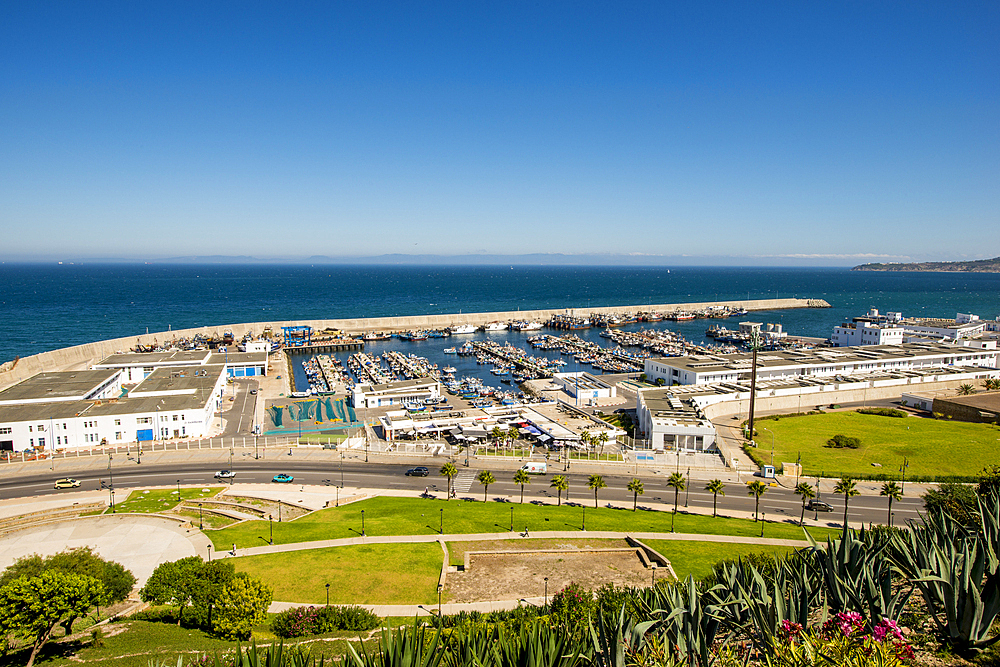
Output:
(484, 322), (508, 331)
(450, 324), (476, 334)
(442, 366), (457, 373)
(518, 321), (543, 331)
(443, 347), (457, 354)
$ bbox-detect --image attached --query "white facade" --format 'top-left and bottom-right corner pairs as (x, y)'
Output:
(831, 322), (905, 347)
(352, 378), (441, 408)
(635, 390), (717, 453)
(554, 372), (617, 402)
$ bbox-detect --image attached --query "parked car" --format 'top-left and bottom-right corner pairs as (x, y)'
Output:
(54, 478), (81, 489)
(520, 462), (547, 474)
(806, 500), (834, 512)
(214, 470), (236, 479)
(405, 466), (429, 477)
(272, 473), (294, 483)
(250, 389), (258, 395)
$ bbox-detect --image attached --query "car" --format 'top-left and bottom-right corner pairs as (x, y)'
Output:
(405, 466), (429, 477)
(249, 389), (258, 395)
(806, 500), (834, 512)
(272, 473), (294, 483)
(214, 470), (236, 479)
(54, 478), (81, 489)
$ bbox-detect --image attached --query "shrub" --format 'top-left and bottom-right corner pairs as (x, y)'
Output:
(549, 582), (594, 627)
(826, 434), (861, 449)
(272, 604), (381, 638)
(856, 407), (907, 418)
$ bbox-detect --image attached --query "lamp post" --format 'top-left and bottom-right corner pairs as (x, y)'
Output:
(108, 454), (115, 512)
(440, 508), (443, 535)
(581, 503), (586, 531)
(437, 584), (443, 622)
(684, 467), (691, 507)
(207, 544), (212, 561)
(900, 456), (909, 495)
(544, 577), (548, 606)
(340, 451), (344, 488)
(325, 583), (330, 607)
(361, 509), (366, 536)
(177, 479), (181, 502)
(268, 514), (273, 545)
(510, 506), (514, 532)
(651, 563), (657, 587)
(254, 434), (259, 460)
(760, 510), (765, 537)
(198, 503), (203, 530)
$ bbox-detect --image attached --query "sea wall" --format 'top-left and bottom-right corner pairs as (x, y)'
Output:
(0, 297), (828, 390)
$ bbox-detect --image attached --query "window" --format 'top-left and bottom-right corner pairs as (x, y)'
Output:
(0, 428), (10, 435)
(29, 426), (33, 432)
(160, 415), (168, 422)
(173, 414), (178, 421)
(37, 424), (45, 431)
(38, 438), (45, 447)
(115, 432), (121, 440)
(136, 417), (152, 425)
(56, 436), (61, 445)
(114, 419), (120, 426)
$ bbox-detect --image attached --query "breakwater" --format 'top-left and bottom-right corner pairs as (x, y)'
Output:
(0, 297), (828, 390)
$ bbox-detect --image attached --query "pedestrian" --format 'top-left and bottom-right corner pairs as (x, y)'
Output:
(424, 486), (429, 496)
(523, 525), (529, 538)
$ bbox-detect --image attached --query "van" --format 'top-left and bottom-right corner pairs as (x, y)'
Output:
(521, 462), (547, 474)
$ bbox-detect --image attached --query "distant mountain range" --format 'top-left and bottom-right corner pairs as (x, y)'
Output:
(852, 257), (1000, 273)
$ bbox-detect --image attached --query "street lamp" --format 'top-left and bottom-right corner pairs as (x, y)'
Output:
(437, 584), (443, 621)
(762, 427), (775, 466)
(440, 508), (444, 535)
(340, 451), (345, 488)
(325, 583), (330, 607)
(107, 453), (115, 512)
(361, 509), (366, 536)
(198, 503), (203, 530)
(177, 479), (181, 502)
(684, 468), (690, 507)
(760, 510), (765, 537)
(268, 514), (273, 544)
(900, 456), (909, 495)
(581, 503), (586, 531)
(207, 544), (212, 561)
(651, 563), (657, 587)
(509, 506), (514, 532)
(544, 577), (548, 606)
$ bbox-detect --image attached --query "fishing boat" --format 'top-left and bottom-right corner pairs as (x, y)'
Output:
(483, 321), (508, 331)
(450, 324), (476, 334)
(443, 347), (457, 354)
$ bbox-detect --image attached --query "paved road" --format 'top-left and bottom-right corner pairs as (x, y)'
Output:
(0, 457), (924, 526)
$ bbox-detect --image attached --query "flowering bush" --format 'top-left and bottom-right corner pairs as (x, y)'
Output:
(768, 613), (915, 666)
(549, 582), (595, 627)
(271, 604), (381, 638)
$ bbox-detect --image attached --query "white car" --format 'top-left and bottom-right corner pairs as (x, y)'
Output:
(214, 470), (236, 479)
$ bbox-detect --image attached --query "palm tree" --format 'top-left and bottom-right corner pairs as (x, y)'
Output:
(477, 470), (496, 502)
(794, 482), (815, 526)
(580, 431), (592, 455)
(705, 479), (725, 518)
(550, 475), (568, 506)
(627, 478), (644, 511)
(958, 383), (976, 396)
(747, 480), (768, 521)
(880, 480), (902, 526)
(440, 462), (458, 500)
(984, 378), (1000, 392)
(667, 472), (686, 532)
(491, 426), (505, 446)
(596, 432), (609, 456)
(834, 477), (859, 529)
(587, 474), (607, 508)
(512, 469), (531, 504)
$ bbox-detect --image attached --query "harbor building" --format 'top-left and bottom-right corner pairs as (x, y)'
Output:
(351, 377), (442, 409)
(643, 342), (998, 387)
(831, 309), (988, 346)
(0, 365), (227, 452)
(635, 389), (718, 453)
(831, 322), (905, 347)
(92, 350), (267, 382)
(554, 372), (617, 404)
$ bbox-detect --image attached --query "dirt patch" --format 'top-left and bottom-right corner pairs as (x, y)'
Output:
(446, 538), (627, 566)
(445, 541), (652, 603)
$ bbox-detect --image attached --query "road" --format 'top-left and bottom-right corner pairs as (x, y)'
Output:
(0, 457), (924, 527)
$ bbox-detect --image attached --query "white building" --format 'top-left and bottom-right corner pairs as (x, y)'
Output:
(635, 389), (717, 453)
(351, 378), (441, 408)
(93, 350), (267, 382)
(644, 342), (998, 387)
(554, 372), (617, 403)
(831, 322), (905, 347)
(0, 365), (227, 452)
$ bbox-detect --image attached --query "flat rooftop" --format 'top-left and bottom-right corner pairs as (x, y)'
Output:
(96, 350), (212, 367)
(0, 369), (120, 405)
(130, 365), (225, 396)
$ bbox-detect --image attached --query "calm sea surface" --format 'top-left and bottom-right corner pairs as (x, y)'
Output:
(1, 264), (998, 368)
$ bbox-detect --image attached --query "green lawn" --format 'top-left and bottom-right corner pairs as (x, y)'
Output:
(114, 487), (223, 513)
(643, 540), (796, 580)
(234, 543), (443, 605)
(208, 496), (830, 551)
(746, 411), (1000, 478)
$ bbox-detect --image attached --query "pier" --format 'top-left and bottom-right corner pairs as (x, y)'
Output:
(287, 340), (364, 354)
(472, 341), (555, 379)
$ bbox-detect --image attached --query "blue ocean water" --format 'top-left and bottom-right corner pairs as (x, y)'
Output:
(1, 264), (998, 366)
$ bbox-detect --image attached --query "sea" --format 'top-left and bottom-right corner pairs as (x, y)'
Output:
(2, 264), (998, 392)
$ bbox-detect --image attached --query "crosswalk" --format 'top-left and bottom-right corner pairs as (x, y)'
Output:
(453, 469), (478, 493)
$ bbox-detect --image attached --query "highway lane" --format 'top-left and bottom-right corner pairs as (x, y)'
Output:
(0, 458), (923, 526)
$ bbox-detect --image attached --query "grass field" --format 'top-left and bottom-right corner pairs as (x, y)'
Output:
(208, 496), (830, 550)
(234, 542), (443, 605)
(114, 487), (223, 513)
(643, 540), (796, 580)
(746, 411), (1000, 478)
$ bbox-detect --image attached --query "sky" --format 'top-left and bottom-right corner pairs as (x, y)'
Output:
(1, 1), (997, 265)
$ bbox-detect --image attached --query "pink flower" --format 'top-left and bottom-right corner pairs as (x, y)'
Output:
(873, 619), (904, 643)
(781, 620), (803, 639)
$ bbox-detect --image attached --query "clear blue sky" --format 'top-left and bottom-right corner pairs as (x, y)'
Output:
(1, 2), (997, 264)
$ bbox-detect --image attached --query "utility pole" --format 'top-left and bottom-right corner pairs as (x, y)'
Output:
(746, 330), (761, 443)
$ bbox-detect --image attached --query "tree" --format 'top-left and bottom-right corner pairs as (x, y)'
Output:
(139, 556), (205, 625)
(627, 478), (644, 511)
(212, 574), (272, 640)
(188, 560), (236, 629)
(880, 480), (902, 526)
(580, 431), (592, 451)
(595, 431), (609, 456)
(491, 426), (504, 445)
(923, 483), (978, 526)
(977, 464), (1000, 496)
(794, 482), (816, 526)
(512, 469), (531, 504)
(587, 474), (607, 508)
(667, 472), (686, 532)
(0, 570), (104, 667)
(476, 470), (496, 502)
(984, 378), (1000, 391)
(0, 547), (136, 635)
(550, 475), (568, 506)
(747, 480), (768, 521)
(958, 383), (976, 395)
(705, 479), (726, 518)
(834, 477), (859, 529)
(440, 462), (458, 500)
